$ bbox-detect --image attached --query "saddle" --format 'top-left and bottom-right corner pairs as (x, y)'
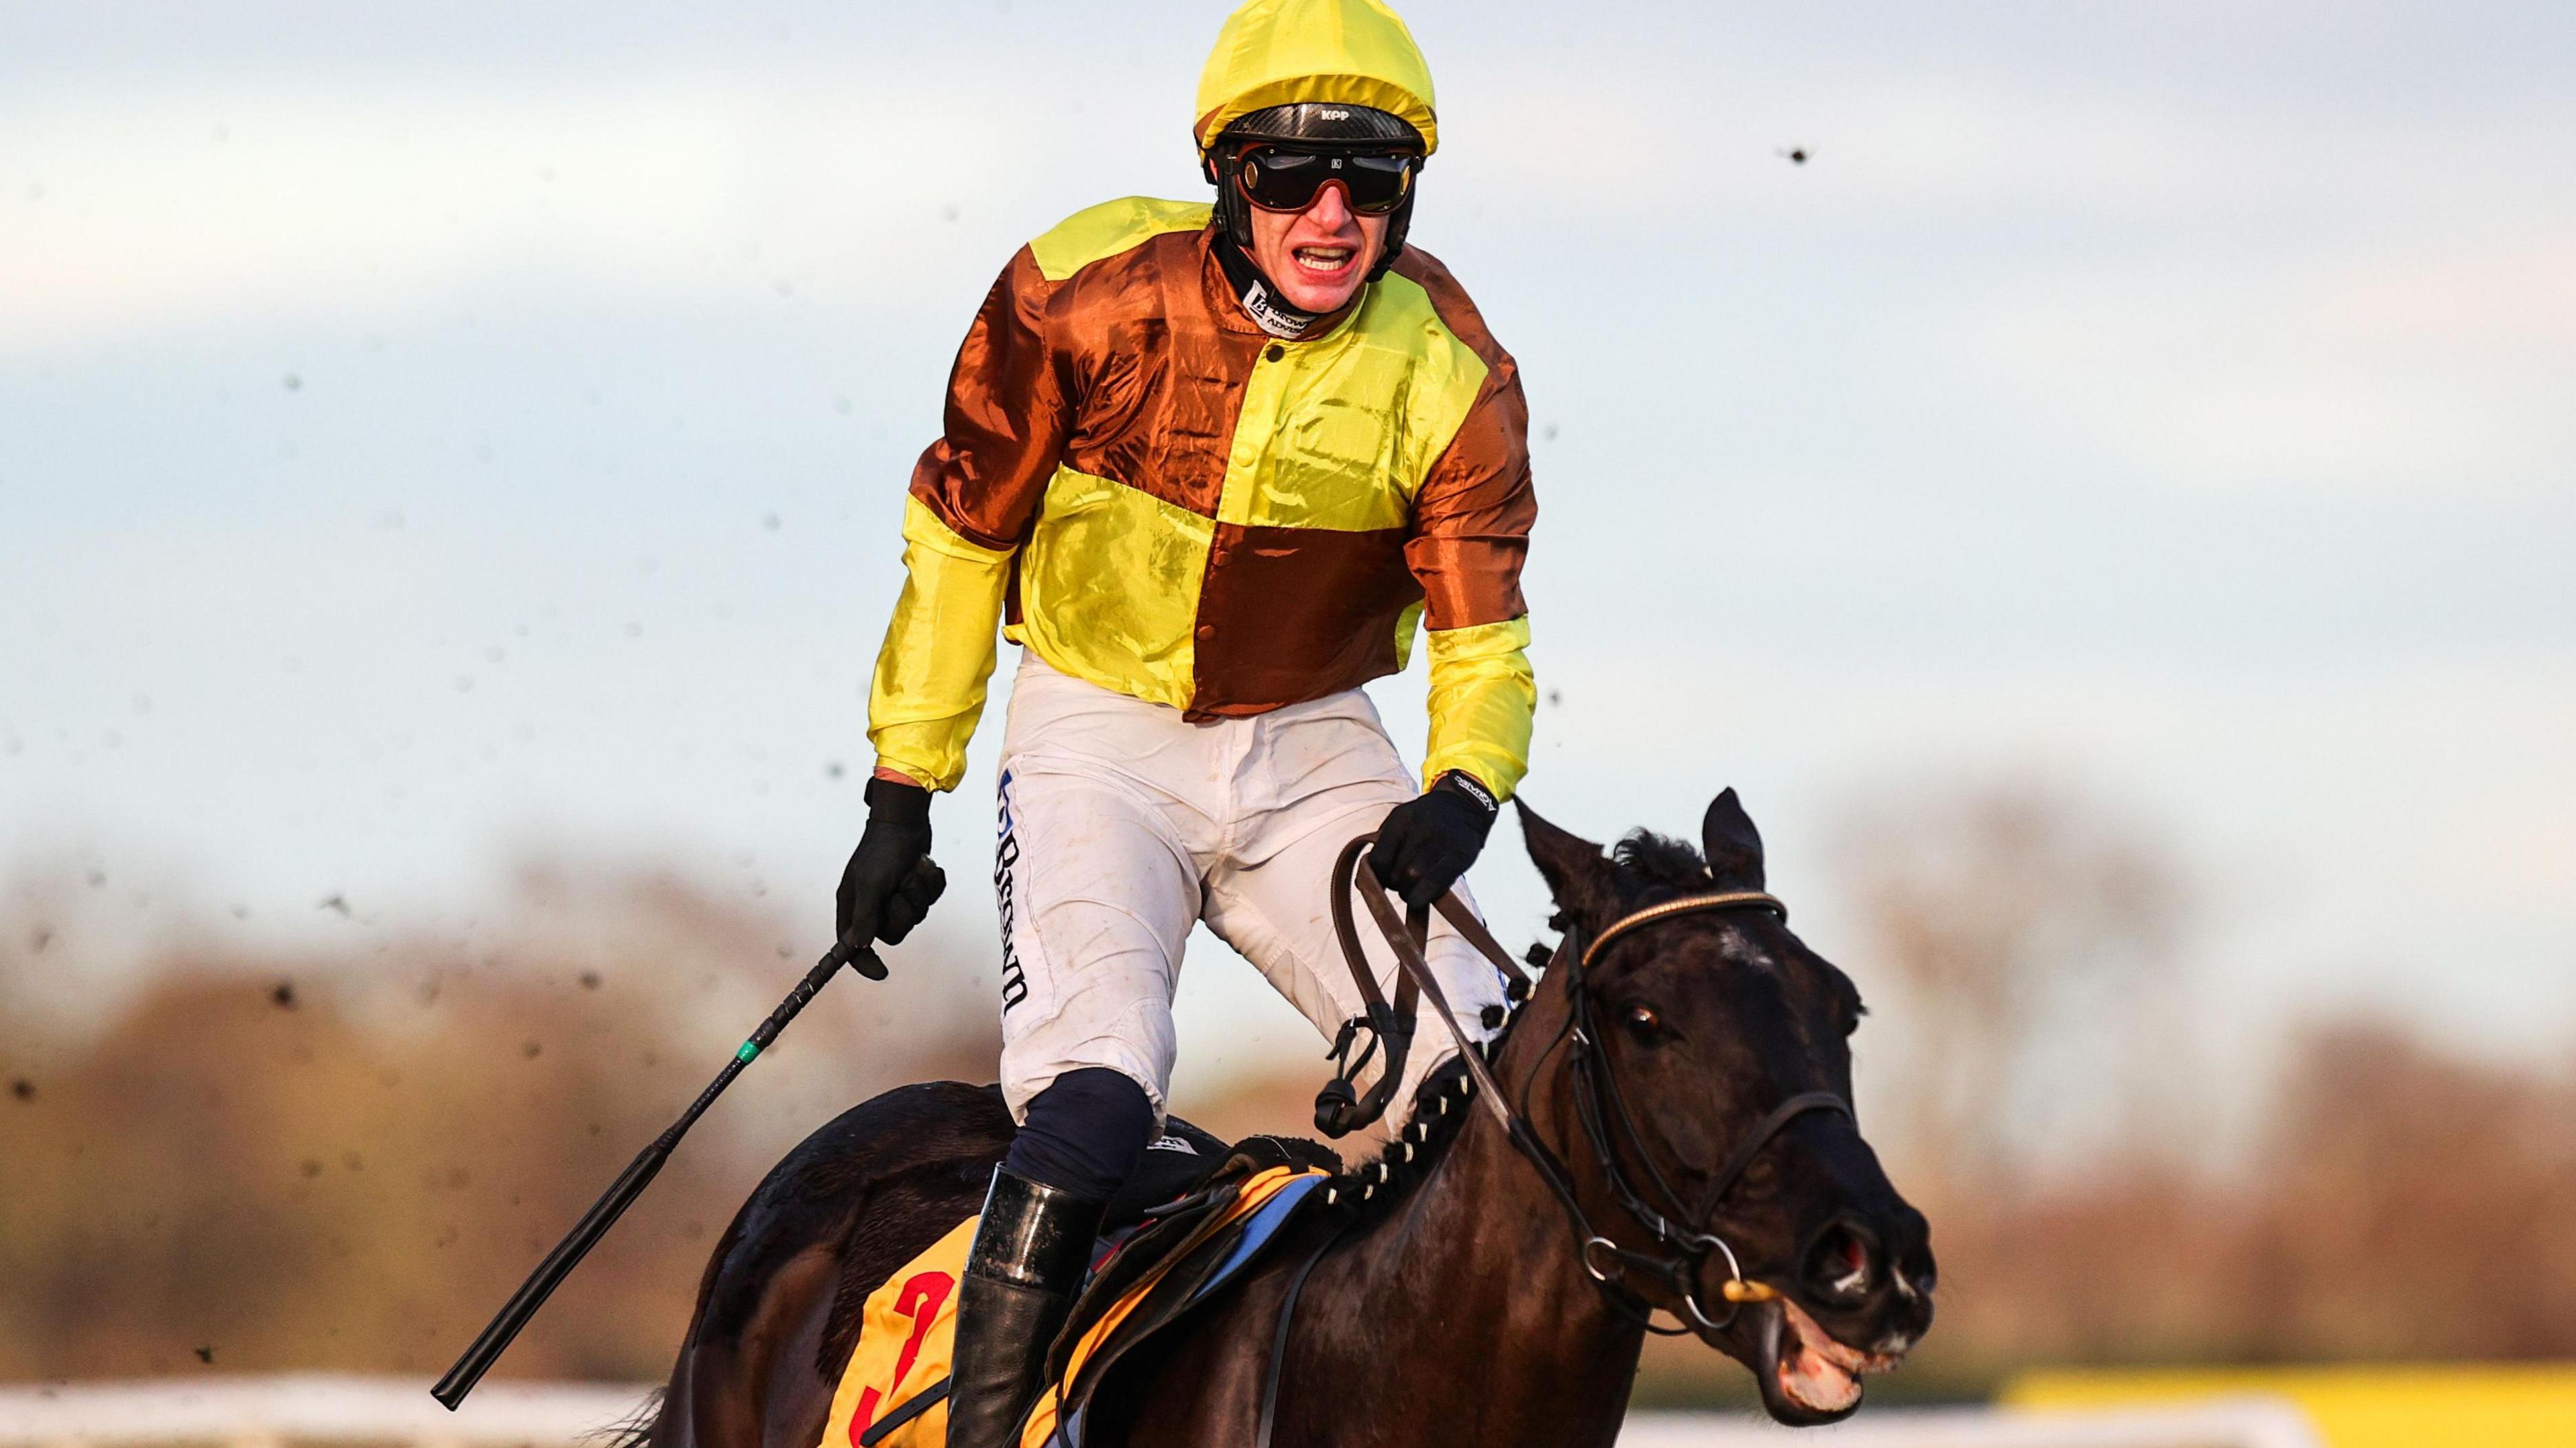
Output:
(824, 854), (1519, 1448)
(819, 1110), (1341, 1448)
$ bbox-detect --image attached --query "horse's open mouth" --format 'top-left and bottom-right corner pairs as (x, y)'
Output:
(1756, 1294), (1902, 1422)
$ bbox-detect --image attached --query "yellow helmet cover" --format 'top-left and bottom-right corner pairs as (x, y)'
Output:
(1194, 0), (1440, 156)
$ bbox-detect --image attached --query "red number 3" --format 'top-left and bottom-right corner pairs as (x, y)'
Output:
(849, 1270), (956, 1443)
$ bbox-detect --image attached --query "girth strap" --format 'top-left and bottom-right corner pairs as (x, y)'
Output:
(1252, 1221), (1345, 1448)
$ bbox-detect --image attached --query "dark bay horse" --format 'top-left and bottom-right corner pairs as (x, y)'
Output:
(633, 792), (1934, 1448)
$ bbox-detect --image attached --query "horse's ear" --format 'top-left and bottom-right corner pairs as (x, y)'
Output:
(1515, 799), (1620, 927)
(1701, 788), (1766, 891)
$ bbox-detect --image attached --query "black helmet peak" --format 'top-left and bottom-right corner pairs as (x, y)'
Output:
(1219, 101), (1423, 149)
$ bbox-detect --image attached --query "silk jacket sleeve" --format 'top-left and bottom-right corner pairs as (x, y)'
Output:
(867, 247), (1071, 791)
(1407, 355), (1538, 800)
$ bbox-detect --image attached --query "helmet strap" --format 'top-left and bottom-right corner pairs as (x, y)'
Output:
(1370, 186), (1415, 281)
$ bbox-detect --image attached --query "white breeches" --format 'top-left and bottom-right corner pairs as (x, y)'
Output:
(991, 650), (1505, 1133)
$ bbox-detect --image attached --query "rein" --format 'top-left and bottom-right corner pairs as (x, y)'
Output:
(1318, 834), (1851, 1333)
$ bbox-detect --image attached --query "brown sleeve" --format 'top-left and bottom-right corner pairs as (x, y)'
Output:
(1407, 354), (1535, 630)
(907, 246), (1072, 551)
(1395, 249), (1535, 630)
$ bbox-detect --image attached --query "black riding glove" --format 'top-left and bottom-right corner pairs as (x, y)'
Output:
(1367, 771), (1499, 910)
(836, 776), (948, 958)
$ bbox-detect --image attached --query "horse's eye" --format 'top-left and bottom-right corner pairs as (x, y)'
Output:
(1624, 1004), (1664, 1042)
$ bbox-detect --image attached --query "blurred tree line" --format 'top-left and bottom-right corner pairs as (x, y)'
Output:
(0, 862), (996, 1382)
(1823, 781), (2575, 1380)
(4, 785), (2572, 1396)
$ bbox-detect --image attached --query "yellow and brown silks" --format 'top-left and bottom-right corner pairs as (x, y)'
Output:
(866, 3), (1531, 801)
(867, 198), (1536, 801)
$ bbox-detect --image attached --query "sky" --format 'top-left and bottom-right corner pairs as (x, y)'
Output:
(5, 1), (2572, 1130)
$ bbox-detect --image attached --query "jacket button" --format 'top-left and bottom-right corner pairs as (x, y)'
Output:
(1195, 624), (1216, 641)
(1265, 343), (1285, 362)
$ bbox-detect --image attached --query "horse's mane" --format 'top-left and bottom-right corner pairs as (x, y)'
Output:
(1330, 1048), (1487, 1225)
(1611, 828), (1712, 894)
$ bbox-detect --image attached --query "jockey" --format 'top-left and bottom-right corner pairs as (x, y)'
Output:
(831, 3), (1534, 1442)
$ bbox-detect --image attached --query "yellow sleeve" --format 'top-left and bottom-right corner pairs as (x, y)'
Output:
(1421, 615), (1534, 800)
(867, 495), (1016, 792)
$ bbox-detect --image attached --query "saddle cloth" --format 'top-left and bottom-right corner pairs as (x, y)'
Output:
(819, 1144), (1335, 1448)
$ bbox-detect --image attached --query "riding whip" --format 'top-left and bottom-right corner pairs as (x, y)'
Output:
(431, 942), (885, 1410)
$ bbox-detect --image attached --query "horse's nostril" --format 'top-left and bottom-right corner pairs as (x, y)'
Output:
(1802, 1220), (1879, 1300)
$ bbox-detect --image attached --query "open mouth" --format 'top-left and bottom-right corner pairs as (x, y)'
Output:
(1291, 244), (1357, 276)
(1756, 1295), (1902, 1421)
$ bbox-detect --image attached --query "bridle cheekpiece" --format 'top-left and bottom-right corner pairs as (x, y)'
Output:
(1320, 837), (1853, 1335)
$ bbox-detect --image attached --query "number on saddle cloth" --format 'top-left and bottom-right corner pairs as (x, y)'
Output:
(821, 1137), (1338, 1448)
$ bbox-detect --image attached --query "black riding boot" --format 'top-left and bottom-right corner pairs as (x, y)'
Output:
(945, 1166), (1104, 1448)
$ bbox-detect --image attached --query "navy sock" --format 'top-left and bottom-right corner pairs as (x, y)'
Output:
(1004, 1068), (1155, 1203)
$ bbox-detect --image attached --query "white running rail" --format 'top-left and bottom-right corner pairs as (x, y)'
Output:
(0, 1377), (653, 1448)
(0, 1377), (2322, 1448)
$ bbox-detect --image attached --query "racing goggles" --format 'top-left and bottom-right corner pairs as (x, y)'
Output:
(1232, 146), (1419, 215)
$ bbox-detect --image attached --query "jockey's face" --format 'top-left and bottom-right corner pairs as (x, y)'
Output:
(1247, 178), (1389, 316)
